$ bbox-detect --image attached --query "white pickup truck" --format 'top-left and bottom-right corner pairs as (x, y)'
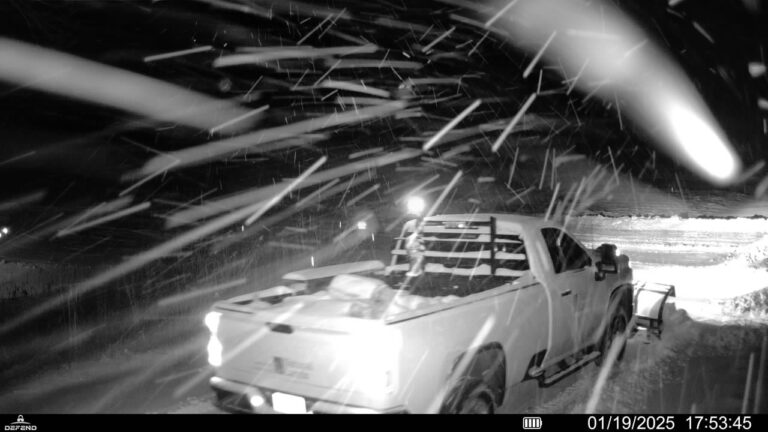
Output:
(204, 213), (671, 414)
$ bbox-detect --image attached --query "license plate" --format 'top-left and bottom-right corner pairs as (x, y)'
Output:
(271, 392), (308, 414)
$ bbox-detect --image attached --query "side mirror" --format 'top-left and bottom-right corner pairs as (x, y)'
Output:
(594, 267), (606, 281)
(595, 261), (617, 281)
(596, 261), (618, 274)
(594, 243), (619, 281)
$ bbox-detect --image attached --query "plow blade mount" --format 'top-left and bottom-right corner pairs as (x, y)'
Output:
(633, 281), (676, 338)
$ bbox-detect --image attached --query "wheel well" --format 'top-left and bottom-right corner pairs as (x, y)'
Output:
(467, 385), (496, 414)
(447, 343), (507, 407)
(609, 283), (633, 318)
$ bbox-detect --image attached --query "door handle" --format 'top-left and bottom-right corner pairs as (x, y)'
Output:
(561, 289), (572, 297)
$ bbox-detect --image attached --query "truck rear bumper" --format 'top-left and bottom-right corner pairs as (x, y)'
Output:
(210, 376), (406, 414)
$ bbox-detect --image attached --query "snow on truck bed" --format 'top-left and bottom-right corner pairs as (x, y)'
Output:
(236, 270), (532, 320)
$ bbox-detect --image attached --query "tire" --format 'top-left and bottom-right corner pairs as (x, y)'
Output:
(457, 382), (495, 414)
(595, 306), (629, 367)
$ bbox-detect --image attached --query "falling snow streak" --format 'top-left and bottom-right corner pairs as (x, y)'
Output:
(539, 148), (550, 190)
(562, 177), (585, 226)
(0, 38), (255, 134)
(373, 16), (433, 33)
(57, 196), (133, 236)
(567, 59), (590, 95)
(143, 46), (213, 63)
(491, 93), (537, 152)
(0, 151), (36, 167)
(165, 149), (420, 227)
(245, 157), (328, 226)
(132, 101), (407, 178)
(507, 147), (519, 188)
(210, 177), (372, 253)
(468, 31), (490, 56)
(343, 184), (381, 207)
(485, 0), (519, 28)
(423, 170), (464, 220)
(755, 174), (768, 199)
(314, 80), (391, 98)
(209, 105), (270, 134)
(422, 26), (456, 53)
(157, 278), (247, 307)
(190, 0), (273, 19)
(0, 190), (46, 213)
(422, 99), (482, 151)
(212, 172), (375, 252)
(523, 31), (557, 79)
(293, 178), (340, 208)
(348, 147), (384, 159)
(544, 182), (561, 221)
(296, 14), (335, 45)
(119, 160), (180, 197)
(213, 44), (379, 67)
(329, 59), (423, 70)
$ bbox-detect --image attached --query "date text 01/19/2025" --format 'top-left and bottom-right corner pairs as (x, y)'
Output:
(585, 415), (753, 431)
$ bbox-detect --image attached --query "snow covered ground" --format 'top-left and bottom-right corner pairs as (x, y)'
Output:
(500, 303), (767, 414)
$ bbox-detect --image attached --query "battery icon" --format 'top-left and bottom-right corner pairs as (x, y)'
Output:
(522, 417), (542, 429)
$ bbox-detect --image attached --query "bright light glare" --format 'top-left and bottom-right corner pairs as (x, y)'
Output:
(249, 394), (265, 407)
(489, 0), (741, 186)
(357, 221), (368, 230)
(343, 329), (401, 394)
(204, 311), (221, 334)
(1, 227), (8, 234)
(0, 38), (255, 133)
(205, 311), (223, 366)
(207, 335), (223, 367)
(406, 196), (426, 216)
(665, 104), (739, 182)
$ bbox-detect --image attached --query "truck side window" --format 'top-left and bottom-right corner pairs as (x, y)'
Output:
(559, 233), (591, 271)
(541, 228), (591, 273)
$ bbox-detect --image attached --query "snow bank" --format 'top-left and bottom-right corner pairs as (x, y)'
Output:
(719, 287), (768, 319)
(633, 263), (768, 301)
(571, 214), (768, 234)
(725, 235), (768, 269)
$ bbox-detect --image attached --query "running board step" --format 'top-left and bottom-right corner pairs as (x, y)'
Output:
(539, 352), (601, 386)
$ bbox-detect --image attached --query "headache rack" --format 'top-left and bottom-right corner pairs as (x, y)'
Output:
(390, 216), (529, 278)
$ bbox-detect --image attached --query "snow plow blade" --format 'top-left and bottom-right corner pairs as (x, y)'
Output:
(632, 281), (676, 338)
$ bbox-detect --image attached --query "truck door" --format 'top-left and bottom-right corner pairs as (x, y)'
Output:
(540, 228), (595, 358)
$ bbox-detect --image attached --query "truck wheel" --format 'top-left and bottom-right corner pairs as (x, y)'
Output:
(457, 382), (495, 414)
(595, 308), (628, 367)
